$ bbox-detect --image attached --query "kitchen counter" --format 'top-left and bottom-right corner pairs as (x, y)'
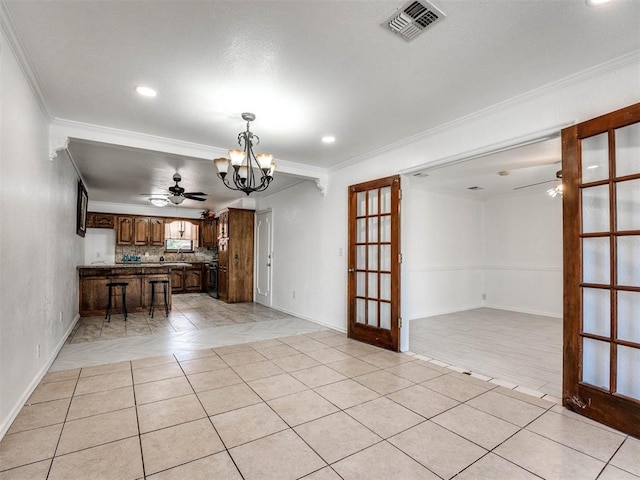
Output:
(78, 265), (173, 316)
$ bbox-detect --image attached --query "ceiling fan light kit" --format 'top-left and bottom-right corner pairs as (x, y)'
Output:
(143, 173), (208, 206)
(213, 112), (277, 196)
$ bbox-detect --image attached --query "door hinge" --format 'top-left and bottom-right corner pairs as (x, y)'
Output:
(399, 189), (402, 200)
(398, 253), (403, 264)
(399, 317), (403, 329)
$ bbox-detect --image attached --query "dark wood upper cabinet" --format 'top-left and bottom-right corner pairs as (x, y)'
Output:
(116, 216), (134, 245)
(87, 212), (115, 229)
(149, 217), (165, 246)
(201, 218), (217, 247)
(134, 217), (150, 245)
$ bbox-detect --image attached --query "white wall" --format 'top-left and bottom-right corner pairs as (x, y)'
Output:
(84, 228), (116, 265)
(256, 180), (335, 327)
(404, 181), (484, 319)
(0, 29), (84, 437)
(482, 191), (563, 317)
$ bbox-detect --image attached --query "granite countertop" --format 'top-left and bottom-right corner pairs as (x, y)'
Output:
(78, 262), (201, 269)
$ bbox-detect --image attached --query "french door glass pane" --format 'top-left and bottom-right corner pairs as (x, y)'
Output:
(581, 185), (610, 233)
(380, 302), (391, 330)
(380, 215), (391, 242)
(616, 179), (640, 231)
(356, 272), (366, 297)
(582, 237), (610, 284)
(582, 338), (610, 389)
(368, 189), (379, 215)
(581, 133), (609, 182)
(380, 187), (391, 214)
(356, 299), (365, 324)
(368, 217), (378, 242)
(357, 192), (367, 216)
(368, 273), (378, 298)
(582, 288), (610, 337)
(357, 219), (366, 242)
(368, 245), (378, 270)
(617, 346), (640, 401)
(368, 300), (378, 326)
(617, 290), (640, 343)
(357, 246), (366, 269)
(380, 273), (391, 301)
(617, 236), (640, 287)
(615, 123), (640, 177)
(380, 245), (391, 271)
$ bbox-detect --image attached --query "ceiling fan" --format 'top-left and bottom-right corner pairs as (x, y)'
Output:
(513, 169), (563, 197)
(142, 173), (208, 206)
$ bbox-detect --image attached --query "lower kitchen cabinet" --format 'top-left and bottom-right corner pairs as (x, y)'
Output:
(78, 267), (172, 316)
(171, 264), (205, 294)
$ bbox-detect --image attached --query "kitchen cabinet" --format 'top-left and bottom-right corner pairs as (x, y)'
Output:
(87, 212), (115, 229)
(116, 215), (164, 246)
(134, 217), (149, 245)
(171, 264), (204, 293)
(149, 217), (165, 246)
(217, 208), (254, 303)
(184, 267), (203, 292)
(201, 217), (217, 248)
(217, 210), (228, 239)
(171, 268), (184, 293)
(78, 266), (171, 316)
(116, 216), (135, 245)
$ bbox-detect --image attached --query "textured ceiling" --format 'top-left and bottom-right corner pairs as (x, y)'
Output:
(3, 0), (639, 204)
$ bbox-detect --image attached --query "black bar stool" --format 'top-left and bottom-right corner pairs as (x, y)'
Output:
(105, 282), (128, 322)
(149, 279), (170, 318)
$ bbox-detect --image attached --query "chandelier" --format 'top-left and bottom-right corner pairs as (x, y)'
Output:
(213, 113), (276, 195)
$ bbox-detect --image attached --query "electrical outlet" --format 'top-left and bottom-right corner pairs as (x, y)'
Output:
(338, 247), (343, 257)
(482, 293), (486, 300)
(59, 311), (63, 323)
(37, 344), (41, 359)
(292, 291), (296, 299)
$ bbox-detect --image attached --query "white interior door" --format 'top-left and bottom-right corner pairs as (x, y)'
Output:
(255, 210), (273, 307)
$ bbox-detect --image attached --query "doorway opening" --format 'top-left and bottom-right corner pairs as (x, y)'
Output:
(404, 136), (564, 397)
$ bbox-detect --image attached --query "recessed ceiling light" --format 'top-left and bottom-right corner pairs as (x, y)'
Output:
(586, 0), (611, 5)
(587, 165), (599, 169)
(322, 136), (336, 144)
(135, 86), (158, 97)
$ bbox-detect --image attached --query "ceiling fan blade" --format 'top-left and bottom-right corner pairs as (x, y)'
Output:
(183, 191), (207, 196)
(513, 179), (557, 191)
(183, 195), (207, 201)
(140, 193), (169, 196)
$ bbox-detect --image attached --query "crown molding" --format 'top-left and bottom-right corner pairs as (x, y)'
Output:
(331, 50), (640, 173)
(0, 0), (51, 119)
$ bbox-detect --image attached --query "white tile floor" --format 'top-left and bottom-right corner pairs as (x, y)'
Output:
(2, 298), (638, 479)
(409, 308), (562, 398)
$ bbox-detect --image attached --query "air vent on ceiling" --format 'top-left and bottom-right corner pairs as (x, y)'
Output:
(382, 0), (446, 42)
(413, 172), (429, 178)
(467, 186), (484, 190)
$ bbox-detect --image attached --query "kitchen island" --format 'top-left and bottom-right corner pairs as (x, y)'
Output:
(78, 264), (178, 317)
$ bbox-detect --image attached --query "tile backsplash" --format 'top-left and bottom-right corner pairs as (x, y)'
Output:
(115, 245), (217, 264)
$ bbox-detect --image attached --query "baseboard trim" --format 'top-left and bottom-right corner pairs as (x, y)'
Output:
(269, 306), (347, 334)
(0, 314), (80, 440)
(482, 304), (563, 319)
(408, 304), (484, 321)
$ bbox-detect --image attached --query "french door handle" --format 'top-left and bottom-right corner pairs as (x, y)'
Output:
(348, 268), (355, 273)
